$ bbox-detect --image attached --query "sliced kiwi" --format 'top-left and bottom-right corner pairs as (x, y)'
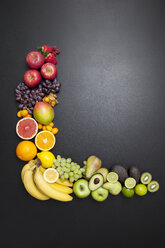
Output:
(147, 181), (159, 193)
(125, 177), (136, 189)
(140, 172), (152, 185)
(107, 172), (118, 183)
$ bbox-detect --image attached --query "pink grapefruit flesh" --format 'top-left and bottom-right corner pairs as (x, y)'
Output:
(16, 117), (38, 140)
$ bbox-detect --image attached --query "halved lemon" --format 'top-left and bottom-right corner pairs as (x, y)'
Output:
(43, 168), (59, 183)
(35, 130), (56, 151)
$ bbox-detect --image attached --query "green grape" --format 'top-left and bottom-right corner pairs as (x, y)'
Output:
(62, 167), (66, 172)
(69, 172), (74, 177)
(64, 173), (69, 179)
(79, 174), (83, 179)
(61, 175), (65, 182)
(57, 167), (62, 172)
(69, 177), (74, 182)
(57, 155), (61, 159)
(76, 165), (80, 170)
(80, 168), (85, 172)
(74, 174), (79, 179)
(53, 159), (57, 163)
(77, 170), (82, 175)
(56, 161), (61, 167)
(71, 162), (75, 166)
(60, 162), (65, 167)
(71, 165), (76, 171)
(52, 164), (56, 169)
(83, 161), (87, 165)
(74, 169), (78, 174)
(59, 171), (64, 176)
(61, 158), (66, 163)
(67, 158), (72, 163)
(66, 168), (70, 173)
(66, 163), (70, 168)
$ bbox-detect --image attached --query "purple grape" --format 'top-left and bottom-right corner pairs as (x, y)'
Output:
(18, 104), (23, 109)
(16, 96), (21, 101)
(28, 109), (33, 115)
(40, 93), (45, 97)
(32, 100), (36, 106)
(55, 87), (60, 93)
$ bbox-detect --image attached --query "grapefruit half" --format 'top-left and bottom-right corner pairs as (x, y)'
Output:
(16, 117), (38, 140)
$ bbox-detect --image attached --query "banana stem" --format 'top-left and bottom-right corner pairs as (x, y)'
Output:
(35, 158), (42, 167)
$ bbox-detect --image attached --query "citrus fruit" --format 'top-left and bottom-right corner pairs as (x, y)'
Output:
(35, 130), (56, 151)
(37, 151), (55, 168)
(16, 117), (38, 140)
(124, 177), (136, 189)
(122, 187), (135, 198)
(135, 184), (147, 196)
(43, 168), (59, 183)
(107, 172), (118, 183)
(16, 141), (37, 161)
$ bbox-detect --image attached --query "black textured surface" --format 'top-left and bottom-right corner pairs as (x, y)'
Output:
(0, 0), (164, 247)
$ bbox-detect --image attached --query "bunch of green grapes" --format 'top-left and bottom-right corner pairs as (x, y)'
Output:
(52, 155), (86, 183)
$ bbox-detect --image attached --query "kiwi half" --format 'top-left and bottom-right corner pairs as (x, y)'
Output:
(140, 172), (152, 185)
(147, 181), (159, 193)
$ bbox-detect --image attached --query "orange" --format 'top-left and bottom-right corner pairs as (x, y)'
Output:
(17, 110), (22, 118)
(52, 128), (59, 135)
(46, 125), (52, 132)
(21, 109), (28, 117)
(35, 131), (56, 151)
(16, 141), (37, 161)
(49, 122), (54, 127)
(38, 123), (43, 129)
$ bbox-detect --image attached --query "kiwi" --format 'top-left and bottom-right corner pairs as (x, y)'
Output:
(128, 166), (140, 183)
(140, 172), (152, 185)
(110, 165), (128, 183)
(147, 181), (159, 193)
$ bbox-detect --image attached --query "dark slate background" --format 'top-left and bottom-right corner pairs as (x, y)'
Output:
(0, 0), (164, 247)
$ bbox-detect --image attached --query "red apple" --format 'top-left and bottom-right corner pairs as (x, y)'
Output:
(24, 70), (41, 88)
(41, 63), (57, 80)
(26, 51), (45, 69)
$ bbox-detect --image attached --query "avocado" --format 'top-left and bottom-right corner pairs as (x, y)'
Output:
(128, 166), (140, 183)
(110, 165), (128, 183)
(89, 173), (104, 191)
(86, 156), (102, 179)
(96, 168), (109, 182)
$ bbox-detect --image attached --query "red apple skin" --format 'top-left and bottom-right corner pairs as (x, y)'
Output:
(26, 51), (45, 69)
(24, 70), (41, 88)
(33, 102), (54, 125)
(41, 63), (57, 80)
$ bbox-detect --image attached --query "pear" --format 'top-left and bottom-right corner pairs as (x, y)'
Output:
(86, 156), (102, 179)
(96, 168), (109, 182)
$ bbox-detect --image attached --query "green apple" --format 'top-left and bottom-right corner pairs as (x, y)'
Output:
(91, 187), (109, 202)
(73, 179), (90, 198)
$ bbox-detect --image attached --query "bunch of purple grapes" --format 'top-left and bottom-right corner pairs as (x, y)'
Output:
(15, 79), (61, 114)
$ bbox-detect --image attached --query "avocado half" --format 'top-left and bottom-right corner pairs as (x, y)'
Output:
(89, 173), (104, 191)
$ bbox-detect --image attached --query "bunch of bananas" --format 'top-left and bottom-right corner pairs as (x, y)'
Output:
(21, 160), (73, 201)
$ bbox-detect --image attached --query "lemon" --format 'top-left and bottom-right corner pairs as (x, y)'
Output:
(37, 151), (55, 168)
(43, 168), (59, 183)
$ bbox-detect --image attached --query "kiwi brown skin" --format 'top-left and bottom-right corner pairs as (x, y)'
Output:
(128, 166), (140, 183)
(110, 165), (128, 183)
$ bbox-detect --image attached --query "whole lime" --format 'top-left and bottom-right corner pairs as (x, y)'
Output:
(122, 187), (134, 198)
(135, 184), (147, 196)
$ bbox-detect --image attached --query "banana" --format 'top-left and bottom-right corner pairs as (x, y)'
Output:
(56, 178), (73, 187)
(23, 166), (50, 201)
(21, 160), (35, 180)
(49, 183), (73, 194)
(34, 167), (73, 202)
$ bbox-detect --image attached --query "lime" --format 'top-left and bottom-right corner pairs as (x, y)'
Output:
(107, 172), (118, 183)
(124, 177), (136, 189)
(135, 184), (147, 196)
(122, 187), (135, 198)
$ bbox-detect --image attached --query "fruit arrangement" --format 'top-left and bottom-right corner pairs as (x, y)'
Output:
(15, 45), (159, 202)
